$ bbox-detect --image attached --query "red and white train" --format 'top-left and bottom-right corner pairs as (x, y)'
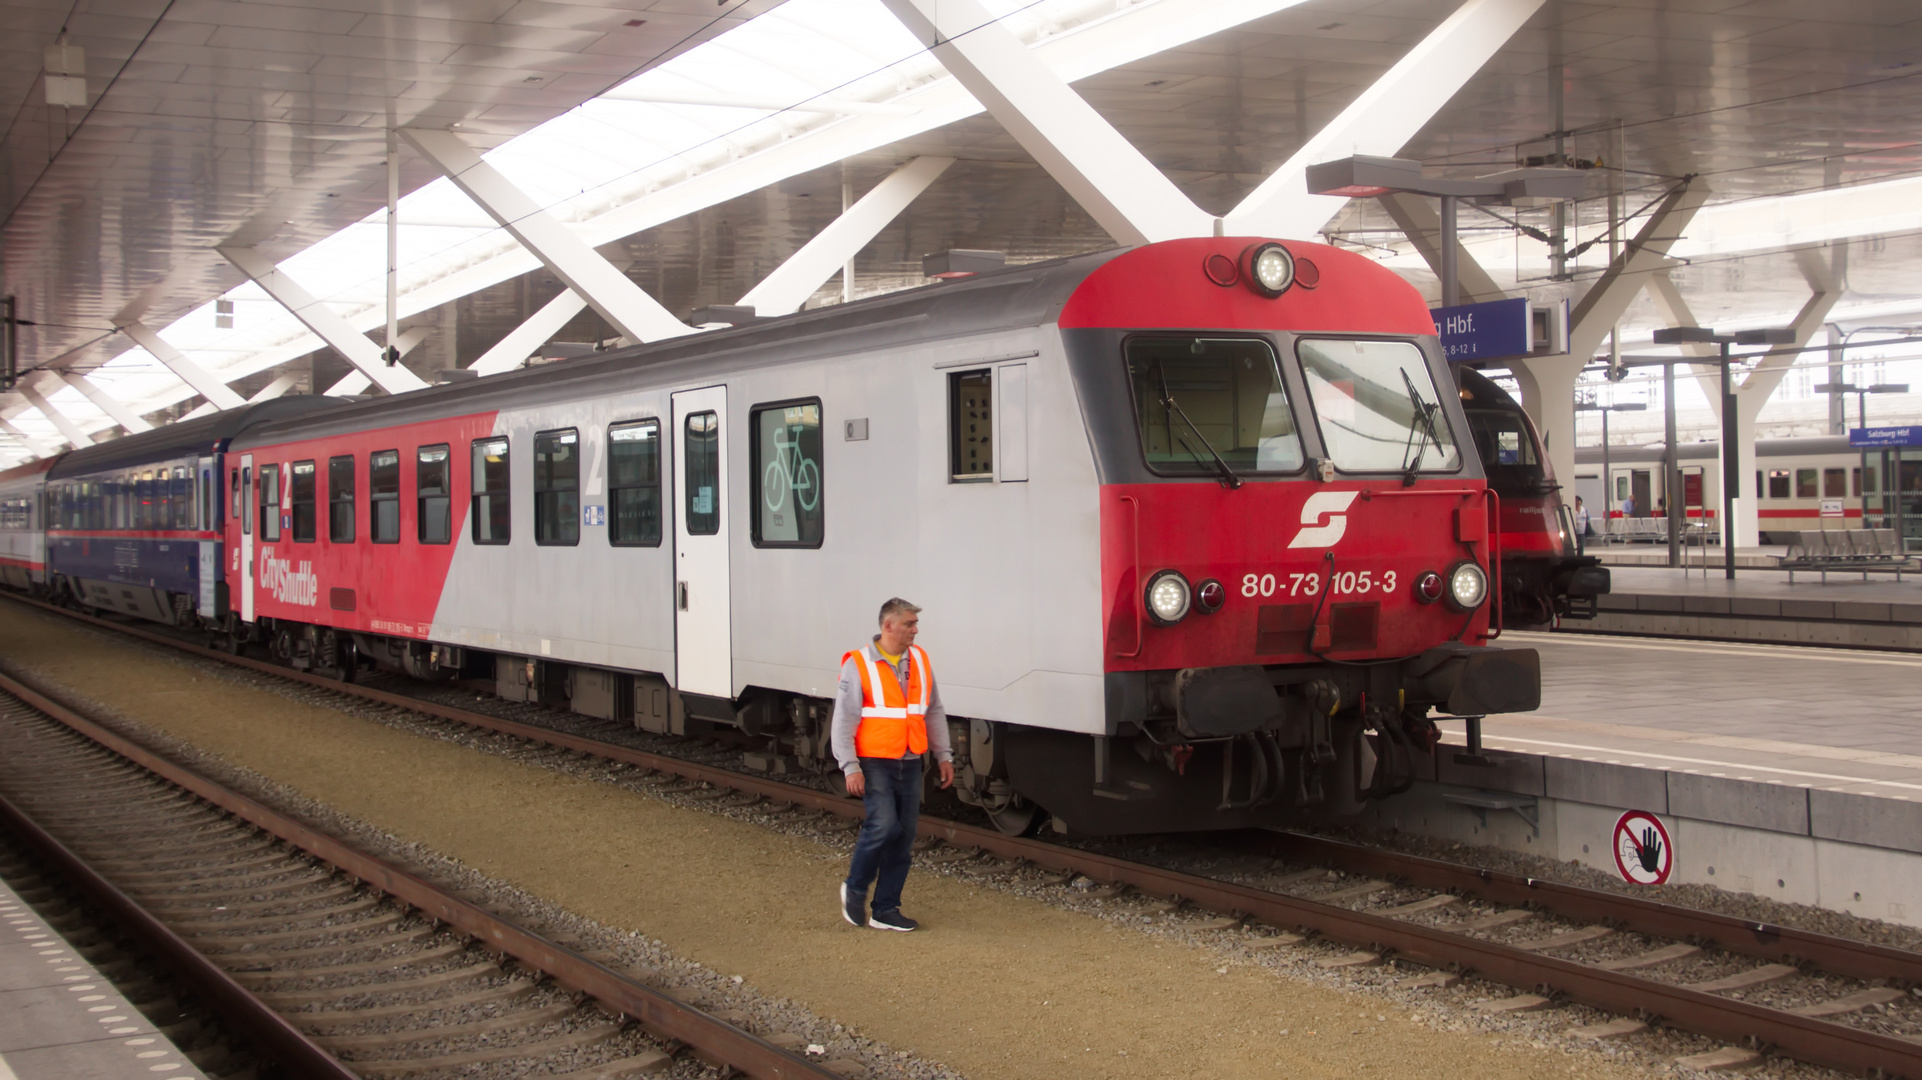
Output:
(3, 238), (1544, 836)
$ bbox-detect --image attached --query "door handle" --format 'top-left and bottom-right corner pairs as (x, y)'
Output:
(678, 581), (689, 611)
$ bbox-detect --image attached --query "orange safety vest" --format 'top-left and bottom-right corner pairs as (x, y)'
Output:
(846, 644), (932, 758)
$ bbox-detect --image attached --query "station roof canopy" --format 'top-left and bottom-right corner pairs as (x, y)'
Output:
(2, 0), (1921, 456)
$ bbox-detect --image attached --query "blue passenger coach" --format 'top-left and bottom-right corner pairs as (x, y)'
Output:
(44, 399), (337, 623)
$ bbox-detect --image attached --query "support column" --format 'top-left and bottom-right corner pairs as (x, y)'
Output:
(1224, 0), (1548, 238)
(737, 157), (955, 315)
(118, 321), (248, 410)
(399, 129), (694, 343)
(217, 246), (430, 396)
(1507, 359), (1579, 496)
(59, 372), (153, 433)
(878, 0), (1209, 244)
(16, 383), (93, 447)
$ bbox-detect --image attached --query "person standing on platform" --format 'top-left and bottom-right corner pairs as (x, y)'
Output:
(834, 598), (954, 932)
(1574, 496), (1592, 554)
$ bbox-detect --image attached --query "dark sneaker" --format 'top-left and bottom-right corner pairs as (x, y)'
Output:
(841, 882), (864, 927)
(868, 909), (918, 932)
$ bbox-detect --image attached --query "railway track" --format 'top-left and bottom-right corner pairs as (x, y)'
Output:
(0, 664), (843, 1080)
(12, 593), (1922, 1078)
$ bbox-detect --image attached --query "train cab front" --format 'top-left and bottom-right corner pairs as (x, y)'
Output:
(1033, 238), (1540, 835)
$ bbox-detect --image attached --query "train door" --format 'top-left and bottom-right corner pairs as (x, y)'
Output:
(197, 456), (216, 616)
(239, 455), (255, 623)
(1631, 471), (1652, 517)
(671, 386), (731, 698)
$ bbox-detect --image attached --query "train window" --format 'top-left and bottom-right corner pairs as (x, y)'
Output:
(1125, 337), (1305, 477)
(751, 400), (824, 548)
(1824, 468), (1847, 498)
(289, 461), (317, 542)
(259, 464), (281, 541)
(328, 456), (355, 542)
(1298, 338), (1457, 474)
(1767, 470), (1790, 500)
(533, 429), (579, 546)
(418, 444), (452, 544)
(683, 413), (720, 536)
(949, 370), (993, 481)
(1795, 468), (1818, 499)
(608, 420), (661, 547)
(231, 468), (241, 523)
(370, 450), (400, 544)
(240, 468), (250, 535)
(173, 466), (192, 529)
(1856, 467), (1872, 496)
(471, 437), (511, 545)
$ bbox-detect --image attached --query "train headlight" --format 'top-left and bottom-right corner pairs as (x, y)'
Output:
(1145, 570), (1192, 625)
(1445, 561), (1487, 612)
(1240, 242), (1295, 298)
(1414, 570), (1444, 604)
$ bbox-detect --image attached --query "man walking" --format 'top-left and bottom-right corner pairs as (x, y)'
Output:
(835, 598), (954, 931)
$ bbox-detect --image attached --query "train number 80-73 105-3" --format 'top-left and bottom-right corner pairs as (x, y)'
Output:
(1240, 570), (1398, 599)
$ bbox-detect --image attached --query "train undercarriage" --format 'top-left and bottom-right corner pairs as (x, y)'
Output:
(40, 569), (1541, 838)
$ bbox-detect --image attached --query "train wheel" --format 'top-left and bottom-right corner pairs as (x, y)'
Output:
(986, 800), (1042, 837)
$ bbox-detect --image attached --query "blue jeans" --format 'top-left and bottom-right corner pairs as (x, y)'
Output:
(844, 756), (922, 918)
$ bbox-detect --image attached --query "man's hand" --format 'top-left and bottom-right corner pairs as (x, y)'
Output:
(844, 770), (865, 798)
(938, 761), (955, 790)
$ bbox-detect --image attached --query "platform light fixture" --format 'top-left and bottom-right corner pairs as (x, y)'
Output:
(1651, 325), (1797, 580)
(1305, 154), (1587, 306)
(1813, 380), (1910, 434)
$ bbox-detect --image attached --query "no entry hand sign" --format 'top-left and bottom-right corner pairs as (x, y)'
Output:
(1613, 810), (1672, 885)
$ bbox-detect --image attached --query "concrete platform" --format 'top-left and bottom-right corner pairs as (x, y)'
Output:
(0, 879), (207, 1080)
(1357, 631), (1922, 927)
(1559, 564), (1922, 649)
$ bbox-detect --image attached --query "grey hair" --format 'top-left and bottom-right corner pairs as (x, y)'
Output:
(878, 597), (922, 626)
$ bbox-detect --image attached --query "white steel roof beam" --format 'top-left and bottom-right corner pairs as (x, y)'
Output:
(738, 156), (955, 315)
(117, 322), (248, 411)
(1376, 191), (1510, 305)
(470, 291), (591, 376)
(1224, 0), (1547, 239)
(217, 246), (430, 397)
(16, 384), (93, 448)
(399, 128), (695, 344)
(878, 0), (1211, 245)
(59, 372), (154, 434)
(324, 326), (433, 398)
(0, 418), (56, 459)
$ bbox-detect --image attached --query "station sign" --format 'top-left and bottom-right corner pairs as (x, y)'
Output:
(1849, 426), (1922, 448)
(1433, 298), (1530, 362)
(1613, 810), (1673, 885)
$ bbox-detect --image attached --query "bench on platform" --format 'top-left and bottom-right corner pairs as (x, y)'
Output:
(1776, 528), (1917, 583)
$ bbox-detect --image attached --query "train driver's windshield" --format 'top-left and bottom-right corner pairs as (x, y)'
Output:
(1126, 336), (1304, 477)
(1298, 338), (1461, 474)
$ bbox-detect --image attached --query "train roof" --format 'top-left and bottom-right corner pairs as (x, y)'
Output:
(232, 248), (1126, 447)
(1572, 434), (1857, 464)
(47, 396), (346, 479)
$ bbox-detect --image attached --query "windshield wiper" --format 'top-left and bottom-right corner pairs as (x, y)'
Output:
(1399, 367), (1444, 487)
(1158, 366), (1242, 490)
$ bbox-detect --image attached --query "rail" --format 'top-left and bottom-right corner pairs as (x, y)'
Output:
(0, 663), (842, 1080)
